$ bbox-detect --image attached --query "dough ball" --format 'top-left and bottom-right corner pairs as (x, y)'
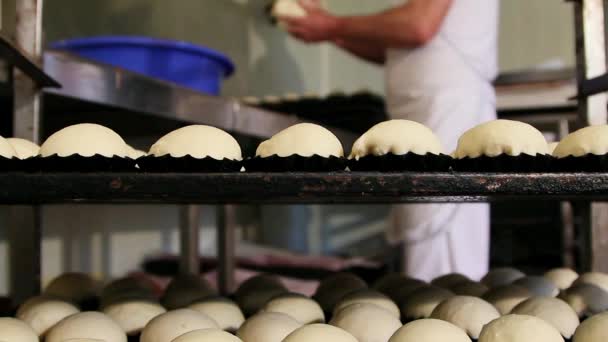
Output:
(40, 123), (128, 157)
(149, 125), (242, 160)
(330, 303), (401, 342)
(234, 274), (288, 316)
(388, 319), (471, 342)
(572, 272), (608, 292)
(103, 300), (166, 335)
(431, 273), (471, 289)
(559, 283), (608, 317)
(478, 314), (564, 342)
(373, 274), (408, 293)
(140, 308), (219, 342)
(127, 144), (146, 159)
(455, 120), (548, 158)
(101, 276), (159, 309)
(400, 285), (454, 320)
(313, 273), (368, 313)
(375, 276), (427, 303)
(171, 328), (243, 342)
(513, 276), (560, 297)
(544, 268), (579, 290)
(161, 274), (217, 310)
(256, 123), (344, 158)
(333, 289), (400, 319)
(430, 296), (500, 339)
(16, 296), (79, 336)
(553, 125), (608, 158)
(483, 285), (532, 315)
(0, 317), (40, 342)
(547, 142), (559, 155)
(0, 136), (17, 159)
(46, 311), (127, 342)
(6, 138), (39, 159)
(349, 120), (444, 159)
(481, 268), (525, 288)
(188, 297), (245, 332)
(271, 0), (306, 19)
(572, 311), (608, 342)
(283, 323), (358, 342)
(451, 281), (489, 297)
(262, 293), (325, 324)
(236, 312), (302, 342)
(44, 273), (101, 304)
(511, 297), (579, 339)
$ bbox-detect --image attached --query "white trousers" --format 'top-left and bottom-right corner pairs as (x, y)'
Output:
(387, 82), (496, 281)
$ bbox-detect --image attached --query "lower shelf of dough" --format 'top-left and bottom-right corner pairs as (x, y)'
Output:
(2, 267), (608, 342)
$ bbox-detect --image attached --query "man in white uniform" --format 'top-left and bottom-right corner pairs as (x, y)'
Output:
(281, 0), (498, 281)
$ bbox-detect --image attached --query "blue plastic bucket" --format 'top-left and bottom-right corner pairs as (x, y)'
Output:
(50, 36), (235, 95)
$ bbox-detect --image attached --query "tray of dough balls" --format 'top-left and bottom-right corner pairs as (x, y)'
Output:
(0, 118), (606, 174)
(4, 267), (608, 342)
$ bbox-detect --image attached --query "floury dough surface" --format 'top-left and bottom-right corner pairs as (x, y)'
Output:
(6, 138), (39, 159)
(553, 125), (608, 158)
(40, 123), (129, 158)
(388, 319), (471, 342)
(256, 123), (344, 158)
(478, 314), (564, 342)
(149, 125), (242, 160)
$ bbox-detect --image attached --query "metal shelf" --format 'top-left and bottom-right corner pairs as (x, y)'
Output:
(0, 172), (607, 204)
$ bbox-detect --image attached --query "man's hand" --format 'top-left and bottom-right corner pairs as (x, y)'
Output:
(280, 0), (340, 43)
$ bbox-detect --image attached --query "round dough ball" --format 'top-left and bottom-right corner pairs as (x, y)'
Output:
(127, 144), (146, 159)
(149, 125), (242, 160)
(333, 289), (399, 319)
(101, 276), (158, 309)
(513, 276), (560, 297)
(236, 312), (302, 342)
(349, 120), (444, 159)
(161, 274), (217, 310)
(478, 314), (564, 342)
(553, 125), (608, 158)
(511, 297), (579, 338)
(330, 303), (401, 342)
(40, 123), (128, 157)
(44, 273), (101, 304)
(430, 296), (500, 339)
(378, 277), (427, 303)
(373, 273), (408, 293)
(6, 138), (39, 159)
(559, 283), (608, 317)
(271, 0), (306, 19)
(16, 297), (79, 336)
(234, 274), (288, 317)
(262, 293), (325, 324)
(103, 300), (166, 335)
(46, 311), (127, 342)
(572, 311), (608, 342)
(431, 273), (471, 289)
(451, 281), (489, 297)
(455, 120), (548, 158)
(573, 272), (608, 292)
(544, 268), (578, 290)
(400, 285), (454, 320)
(389, 319), (471, 342)
(481, 268), (525, 288)
(171, 329), (243, 342)
(0, 136), (16, 159)
(313, 273), (368, 313)
(256, 123), (344, 158)
(283, 324), (357, 342)
(0, 317), (39, 342)
(483, 285), (532, 315)
(140, 308), (219, 342)
(188, 297), (245, 332)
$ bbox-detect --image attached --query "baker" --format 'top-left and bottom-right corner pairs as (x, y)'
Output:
(277, 0), (498, 281)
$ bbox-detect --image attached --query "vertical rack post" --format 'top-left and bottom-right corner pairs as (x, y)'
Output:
(217, 205), (236, 295)
(178, 206), (201, 275)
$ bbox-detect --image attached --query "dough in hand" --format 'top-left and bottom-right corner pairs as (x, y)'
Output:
(333, 289), (400, 319)
(40, 123), (129, 157)
(171, 329), (243, 342)
(263, 293), (325, 324)
(236, 312), (302, 342)
(149, 125), (242, 160)
(140, 309), (219, 342)
(0, 317), (39, 342)
(544, 268), (579, 290)
(389, 319), (471, 342)
(103, 300), (166, 335)
(400, 285), (454, 320)
(430, 296), (500, 339)
(256, 123), (344, 158)
(553, 125), (608, 158)
(188, 297), (245, 332)
(46, 311), (127, 342)
(349, 120), (444, 159)
(16, 297), (79, 336)
(478, 314), (564, 342)
(0, 136), (16, 158)
(511, 297), (579, 339)
(330, 303), (401, 342)
(455, 120), (548, 158)
(283, 324), (358, 342)
(572, 311), (608, 342)
(6, 138), (39, 159)
(272, 0), (307, 19)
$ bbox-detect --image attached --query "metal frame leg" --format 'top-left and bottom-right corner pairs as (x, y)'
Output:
(178, 205), (201, 275)
(573, 202), (593, 272)
(217, 205), (236, 295)
(8, 206), (41, 304)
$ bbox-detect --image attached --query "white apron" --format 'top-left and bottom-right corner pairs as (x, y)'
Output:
(385, 0), (499, 281)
